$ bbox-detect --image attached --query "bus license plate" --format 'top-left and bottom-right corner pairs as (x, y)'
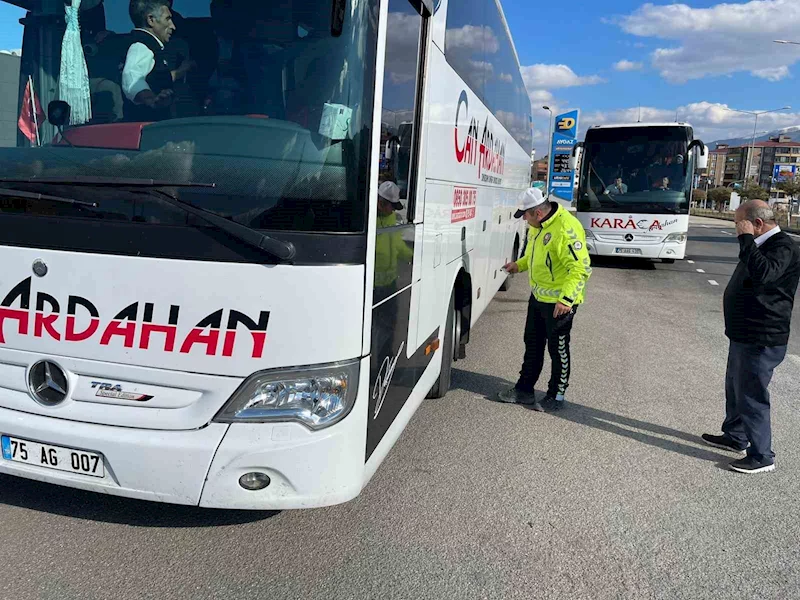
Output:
(1, 435), (104, 478)
(615, 248), (642, 255)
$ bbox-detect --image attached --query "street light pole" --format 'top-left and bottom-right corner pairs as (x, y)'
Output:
(543, 105), (553, 197)
(724, 105), (791, 185)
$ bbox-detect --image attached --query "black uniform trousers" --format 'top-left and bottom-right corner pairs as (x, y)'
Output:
(515, 295), (577, 399)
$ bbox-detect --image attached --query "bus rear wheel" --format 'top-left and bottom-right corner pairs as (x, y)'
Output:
(428, 292), (457, 399)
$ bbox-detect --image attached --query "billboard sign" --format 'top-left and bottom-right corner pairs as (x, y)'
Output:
(773, 164), (797, 183)
(549, 109), (580, 205)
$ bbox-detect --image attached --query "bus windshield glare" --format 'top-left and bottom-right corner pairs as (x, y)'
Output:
(577, 126), (693, 214)
(0, 0), (377, 235)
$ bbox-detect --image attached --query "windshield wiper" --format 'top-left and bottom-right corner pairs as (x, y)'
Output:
(0, 186), (97, 207)
(0, 177), (296, 261)
(136, 188), (297, 262)
(0, 176), (216, 188)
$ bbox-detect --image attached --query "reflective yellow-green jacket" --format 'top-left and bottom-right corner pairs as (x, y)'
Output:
(375, 212), (414, 288)
(515, 205), (592, 306)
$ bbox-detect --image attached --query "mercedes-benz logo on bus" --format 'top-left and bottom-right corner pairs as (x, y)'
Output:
(28, 361), (69, 406)
(32, 259), (48, 278)
(624, 234), (635, 242)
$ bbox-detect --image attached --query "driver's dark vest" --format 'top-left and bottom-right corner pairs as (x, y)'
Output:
(122, 30), (173, 122)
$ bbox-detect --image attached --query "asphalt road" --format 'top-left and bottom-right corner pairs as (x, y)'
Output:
(2, 216), (800, 600)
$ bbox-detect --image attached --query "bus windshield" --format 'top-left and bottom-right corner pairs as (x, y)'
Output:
(577, 126), (693, 214)
(0, 0), (377, 235)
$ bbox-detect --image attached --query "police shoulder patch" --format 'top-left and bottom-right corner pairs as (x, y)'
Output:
(574, 241), (583, 251)
(543, 233), (552, 246)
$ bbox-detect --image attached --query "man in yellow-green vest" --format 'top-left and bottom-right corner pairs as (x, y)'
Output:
(498, 188), (592, 411)
(374, 181), (413, 293)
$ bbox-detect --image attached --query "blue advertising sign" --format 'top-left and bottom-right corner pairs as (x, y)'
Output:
(773, 164), (797, 183)
(548, 110), (580, 204)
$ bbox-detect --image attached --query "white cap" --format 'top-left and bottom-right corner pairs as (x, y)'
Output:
(378, 181), (403, 209)
(514, 187), (546, 218)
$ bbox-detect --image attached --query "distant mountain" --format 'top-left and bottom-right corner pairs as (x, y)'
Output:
(712, 126), (800, 149)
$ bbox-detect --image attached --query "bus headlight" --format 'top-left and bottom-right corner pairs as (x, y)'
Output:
(214, 360), (360, 430)
(584, 229), (596, 239)
(664, 232), (687, 243)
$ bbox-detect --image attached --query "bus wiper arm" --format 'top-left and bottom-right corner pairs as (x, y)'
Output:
(136, 188), (297, 262)
(0, 176), (217, 188)
(0, 185), (97, 207)
(0, 177), (296, 262)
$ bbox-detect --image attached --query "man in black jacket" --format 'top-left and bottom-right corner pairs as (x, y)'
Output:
(703, 200), (800, 474)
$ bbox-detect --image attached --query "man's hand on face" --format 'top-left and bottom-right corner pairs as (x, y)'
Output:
(736, 219), (755, 236)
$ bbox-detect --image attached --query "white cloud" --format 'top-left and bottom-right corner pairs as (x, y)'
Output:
(528, 89), (555, 104)
(445, 25), (500, 55)
(583, 101), (800, 144)
(385, 13), (421, 86)
(613, 0), (800, 83)
(613, 59), (643, 72)
(752, 65), (791, 81)
(469, 60), (495, 86)
(499, 72), (514, 83)
(521, 64), (605, 89)
(519, 64), (604, 156)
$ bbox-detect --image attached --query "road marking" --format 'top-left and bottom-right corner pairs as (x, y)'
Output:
(696, 268), (706, 273)
(708, 280), (719, 286)
(687, 260), (695, 264)
(722, 231), (734, 236)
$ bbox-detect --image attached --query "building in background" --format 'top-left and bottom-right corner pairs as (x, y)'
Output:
(707, 145), (728, 188)
(0, 51), (21, 148)
(531, 155), (548, 182)
(713, 136), (800, 190)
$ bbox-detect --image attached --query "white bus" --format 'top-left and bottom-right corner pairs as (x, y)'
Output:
(572, 123), (708, 263)
(0, 0), (530, 509)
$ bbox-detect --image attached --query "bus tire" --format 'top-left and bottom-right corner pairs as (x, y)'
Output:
(427, 291), (456, 399)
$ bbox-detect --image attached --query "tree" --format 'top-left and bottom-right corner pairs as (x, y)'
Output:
(739, 183), (769, 202)
(708, 187), (732, 212)
(777, 177), (800, 216)
(692, 188), (707, 207)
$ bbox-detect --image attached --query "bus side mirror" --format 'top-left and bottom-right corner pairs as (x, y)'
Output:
(696, 150), (709, 171)
(569, 143), (583, 171)
(689, 139), (708, 171)
(48, 100), (71, 128)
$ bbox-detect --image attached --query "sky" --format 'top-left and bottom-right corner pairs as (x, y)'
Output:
(2, 0), (800, 157)
(503, 0), (800, 156)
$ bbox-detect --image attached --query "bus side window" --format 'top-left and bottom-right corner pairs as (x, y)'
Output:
(378, 0), (425, 227)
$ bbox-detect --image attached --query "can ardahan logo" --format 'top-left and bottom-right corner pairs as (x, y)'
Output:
(454, 90), (505, 185)
(0, 278), (270, 358)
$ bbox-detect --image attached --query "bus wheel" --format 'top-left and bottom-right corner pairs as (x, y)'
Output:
(427, 291), (456, 399)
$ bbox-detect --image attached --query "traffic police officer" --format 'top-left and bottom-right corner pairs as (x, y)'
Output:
(499, 188), (592, 411)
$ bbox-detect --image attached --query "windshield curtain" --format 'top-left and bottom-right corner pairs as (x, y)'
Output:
(577, 126), (693, 214)
(0, 0), (378, 234)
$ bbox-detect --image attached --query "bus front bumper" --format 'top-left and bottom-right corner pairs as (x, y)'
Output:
(586, 239), (686, 260)
(0, 359), (370, 510)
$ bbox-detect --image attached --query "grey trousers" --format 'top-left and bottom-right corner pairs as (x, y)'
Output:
(721, 341), (787, 461)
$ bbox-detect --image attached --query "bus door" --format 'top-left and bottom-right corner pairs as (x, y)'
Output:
(366, 0), (432, 460)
